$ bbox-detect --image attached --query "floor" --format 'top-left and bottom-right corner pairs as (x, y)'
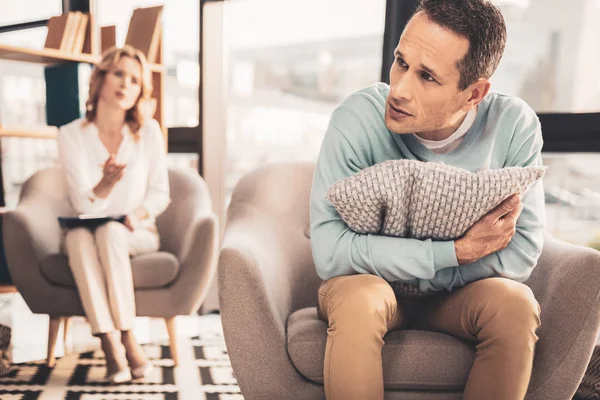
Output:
(0, 292), (243, 400)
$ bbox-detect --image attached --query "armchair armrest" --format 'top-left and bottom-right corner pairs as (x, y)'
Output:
(525, 234), (600, 399)
(167, 211), (219, 314)
(3, 202), (71, 313)
(219, 203), (319, 400)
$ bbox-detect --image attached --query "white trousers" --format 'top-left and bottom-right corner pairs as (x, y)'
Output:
(63, 221), (160, 335)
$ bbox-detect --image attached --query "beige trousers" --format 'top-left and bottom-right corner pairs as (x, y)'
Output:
(318, 275), (541, 400)
(63, 221), (159, 335)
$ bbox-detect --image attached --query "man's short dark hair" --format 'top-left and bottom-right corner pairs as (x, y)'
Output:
(413, 0), (507, 90)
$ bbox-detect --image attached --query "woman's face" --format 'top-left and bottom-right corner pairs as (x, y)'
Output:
(99, 56), (143, 111)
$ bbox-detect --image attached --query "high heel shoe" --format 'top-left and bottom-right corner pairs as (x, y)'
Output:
(106, 368), (132, 385)
(131, 362), (154, 380)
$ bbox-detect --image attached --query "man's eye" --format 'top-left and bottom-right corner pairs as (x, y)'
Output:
(114, 71), (123, 77)
(421, 72), (434, 82)
(396, 58), (408, 68)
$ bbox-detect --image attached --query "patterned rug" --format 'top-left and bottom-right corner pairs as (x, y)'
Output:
(0, 315), (243, 400)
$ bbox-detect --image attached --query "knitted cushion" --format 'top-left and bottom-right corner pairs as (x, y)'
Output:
(327, 159), (545, 241)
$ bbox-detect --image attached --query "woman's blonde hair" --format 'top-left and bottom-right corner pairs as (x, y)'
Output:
(85, 45), (153, 141)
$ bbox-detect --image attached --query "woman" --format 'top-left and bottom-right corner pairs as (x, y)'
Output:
(57, 45), (170, 384)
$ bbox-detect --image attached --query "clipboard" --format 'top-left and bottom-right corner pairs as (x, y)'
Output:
(58, 214), (126, 229)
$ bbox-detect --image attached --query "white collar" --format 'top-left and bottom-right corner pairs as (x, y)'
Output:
(413, 107), (477, 149)
(82, 119), (130, 137)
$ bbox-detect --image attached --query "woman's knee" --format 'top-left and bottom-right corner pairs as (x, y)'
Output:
(95, 221), (128, 243)
(65, 227), (94, 248)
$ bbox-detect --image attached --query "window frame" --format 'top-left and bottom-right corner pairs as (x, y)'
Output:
(0, 0), (65, 32)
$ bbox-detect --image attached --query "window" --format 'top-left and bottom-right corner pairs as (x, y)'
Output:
(542, 153), (600, 250)
(96, 0), (200, 128)
(491, 0), (600, 113)
(0, 0), (62, 27)
(0, 31), (51, 208)
(0, 27), (48, 49)
(221, 0), (386, 203)
(489, 0), (600, 248)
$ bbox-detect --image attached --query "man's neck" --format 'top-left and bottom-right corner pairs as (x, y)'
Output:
(415, 110), (470, 142)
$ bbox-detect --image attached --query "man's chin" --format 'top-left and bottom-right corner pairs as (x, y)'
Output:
(385, 115), (413, 135)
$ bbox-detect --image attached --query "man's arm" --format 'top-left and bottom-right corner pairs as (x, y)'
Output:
(421, 111), (546, 292)
(310, 112), (459, 282)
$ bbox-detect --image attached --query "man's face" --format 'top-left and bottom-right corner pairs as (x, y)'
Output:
(385, 12), (472, 138)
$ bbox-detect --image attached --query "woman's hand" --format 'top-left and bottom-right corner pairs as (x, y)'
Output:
(102, 154), (126, 185)
(123, 215), (138, 232)
(93, 154), (126, 198)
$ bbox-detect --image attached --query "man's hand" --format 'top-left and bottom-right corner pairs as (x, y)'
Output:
(455, 194), (523, 265)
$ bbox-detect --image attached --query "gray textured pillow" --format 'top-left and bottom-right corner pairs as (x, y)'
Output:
(327, 159), (545, 240)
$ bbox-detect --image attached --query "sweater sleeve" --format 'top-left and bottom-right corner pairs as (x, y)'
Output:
(420, 107), (546, 292)
(57, 123), (109, 215)
(310, 111), (459, 282)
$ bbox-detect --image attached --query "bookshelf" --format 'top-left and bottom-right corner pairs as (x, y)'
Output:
(0, 6), (166, 138)
(0, 42), (167, 139)
(0, 6), (166, 211)
(0, 125), (58, 140)
(0, 43), (165, 73)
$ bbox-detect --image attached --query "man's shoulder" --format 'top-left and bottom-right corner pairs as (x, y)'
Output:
(324, 84), (391, 161)
(333, 83), (389, 120)
(484, 91), (538, 122)
(483, 92), (542, 158)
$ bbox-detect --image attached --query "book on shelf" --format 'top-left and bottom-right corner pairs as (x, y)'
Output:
(125, 5), (163, 63)
(82, 11), (98, 55)
(71, 13), (89, 54)
(101, 25), (117, 53)
(44, 12), (89, 55)
(44, 14), (69, 50)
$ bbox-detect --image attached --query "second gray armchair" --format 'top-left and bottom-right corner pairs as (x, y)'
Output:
(4, 166), (219, 367)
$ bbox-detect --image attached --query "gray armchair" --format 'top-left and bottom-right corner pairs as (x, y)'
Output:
(4, 165), (218, 367)
(219, 162), (600, 400)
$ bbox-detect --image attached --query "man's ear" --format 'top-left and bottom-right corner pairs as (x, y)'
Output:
(462, 79), (491, 111)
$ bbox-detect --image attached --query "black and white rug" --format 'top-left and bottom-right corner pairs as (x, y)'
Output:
(0, 315), (242, 400)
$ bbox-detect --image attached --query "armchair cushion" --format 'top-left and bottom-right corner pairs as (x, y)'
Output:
(327, 160), (545, 240)
(40, 252), (180, 289)
(287, 308), (475, 390)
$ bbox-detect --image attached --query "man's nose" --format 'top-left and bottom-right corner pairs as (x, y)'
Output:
(390, 74), (413, 102)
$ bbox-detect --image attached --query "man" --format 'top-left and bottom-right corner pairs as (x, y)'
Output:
(309, 1), (545, 399)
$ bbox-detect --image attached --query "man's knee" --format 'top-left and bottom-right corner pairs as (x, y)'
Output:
(477, 278), (540, 332)
(318, 274), (397, 331)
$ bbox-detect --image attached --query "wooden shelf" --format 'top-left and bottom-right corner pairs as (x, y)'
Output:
(0, 284), (17, 294)
(0, 125), (58, 139)
(0, 44), (165, 72)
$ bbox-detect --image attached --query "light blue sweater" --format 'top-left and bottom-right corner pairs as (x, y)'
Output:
(310, 83), (546, 292)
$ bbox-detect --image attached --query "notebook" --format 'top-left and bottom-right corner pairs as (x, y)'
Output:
(58, 214), (126, 229)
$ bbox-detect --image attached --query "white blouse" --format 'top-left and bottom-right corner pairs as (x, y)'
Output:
(57, 118), (171, 224)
